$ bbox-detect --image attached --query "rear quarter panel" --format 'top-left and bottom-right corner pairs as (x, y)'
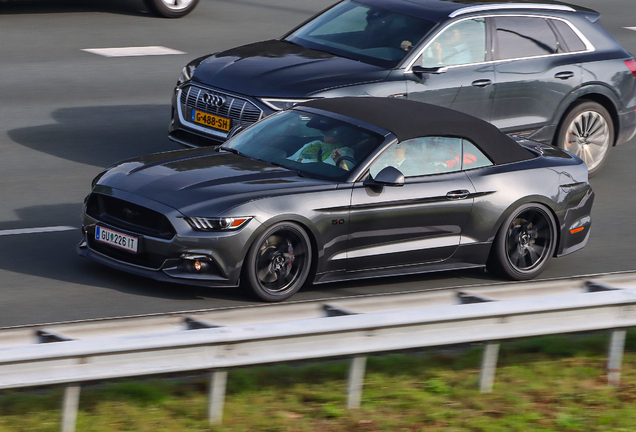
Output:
(464, 149), (592, 259)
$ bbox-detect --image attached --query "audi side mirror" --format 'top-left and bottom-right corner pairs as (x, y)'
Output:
(227, 125), (245, 139)
(412, 65), (448, 78)
(365, 166), (405, 187)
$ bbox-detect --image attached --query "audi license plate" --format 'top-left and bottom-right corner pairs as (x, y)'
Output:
(95, 226), (138, 253)
(191, 110), (231, 132)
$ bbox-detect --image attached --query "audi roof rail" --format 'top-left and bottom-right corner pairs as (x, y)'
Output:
(449, 3), (576, 18)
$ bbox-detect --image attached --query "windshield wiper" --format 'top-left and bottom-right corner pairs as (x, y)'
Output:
(220, 146), (242, 156)
(267, 160), (309, 178)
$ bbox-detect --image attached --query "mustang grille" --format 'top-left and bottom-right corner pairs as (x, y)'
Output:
(180, 85), (263, 130)
(86, 194), (175, 240)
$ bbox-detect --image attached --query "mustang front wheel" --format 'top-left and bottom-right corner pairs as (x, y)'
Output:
(487, 204), (557, 280)
(143, 0), (200, 18)
(243, 222), (312, 302)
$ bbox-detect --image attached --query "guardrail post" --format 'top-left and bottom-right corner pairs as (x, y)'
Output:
(347, 355), (367, 409)
(479, 342), (500, 393)
(608, 329), (626, 387)
(61, 385), (80, 432)
(207, 370), (228, 424)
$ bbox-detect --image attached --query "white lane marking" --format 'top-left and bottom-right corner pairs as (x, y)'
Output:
(0, 226), (77, 236)
(81, 46), (186, 57)
(625, 27), (636, 31)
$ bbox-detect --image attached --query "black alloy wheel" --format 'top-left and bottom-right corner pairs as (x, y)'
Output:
(143, 0), (200, 18)
(556, 101), (614, 178)
(243, 222), (312, 302)
(487, 204), (557, 280)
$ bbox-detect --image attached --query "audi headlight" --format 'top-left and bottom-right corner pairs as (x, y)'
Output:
(260, 98), (313, 111)
(177, 64), (197, 87)
(175, 54), (214, 87)
(91, 169), (108, 188)
(185, 216), (252, 231)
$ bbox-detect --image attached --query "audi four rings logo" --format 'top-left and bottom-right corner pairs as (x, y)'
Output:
(201, 93), (226, 108)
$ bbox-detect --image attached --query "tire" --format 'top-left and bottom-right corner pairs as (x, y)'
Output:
(555, 100), (614, 177)
(242, 222), (312, 302)
(487, 204), (557, 281)
(143, 0), (200, 18)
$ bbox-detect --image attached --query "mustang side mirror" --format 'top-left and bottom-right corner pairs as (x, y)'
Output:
(412, 65), (448, 78)
(365, 166), (405, 187)
(227, 125), (245, 139)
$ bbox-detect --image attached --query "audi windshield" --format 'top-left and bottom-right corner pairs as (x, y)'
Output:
(285, 1), (436, 68)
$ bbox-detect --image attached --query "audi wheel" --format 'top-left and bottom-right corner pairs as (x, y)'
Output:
(144, 0), (200, 18)
(556, 101), (614, 178)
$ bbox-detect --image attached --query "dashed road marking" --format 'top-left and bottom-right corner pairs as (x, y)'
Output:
(0, 226), (77, 236)
(81, 46), (186, 57)
(625, 27), (636, 31)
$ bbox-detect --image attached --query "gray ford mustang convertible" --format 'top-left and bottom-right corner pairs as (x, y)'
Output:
(79, 98), (594, 301)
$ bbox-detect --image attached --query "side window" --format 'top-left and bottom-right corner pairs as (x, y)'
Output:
(495, 17), (559, 60)
(369, 137), (462, 178)
(551, 20), (587, 52)
(462, 139), (493, 170)
(419, 18), (486, 67)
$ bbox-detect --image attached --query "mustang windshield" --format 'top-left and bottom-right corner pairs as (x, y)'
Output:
(285, 1), (436, 68)
(223, 110), (385, 181)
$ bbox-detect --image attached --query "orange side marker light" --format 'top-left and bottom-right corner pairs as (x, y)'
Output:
(570, 227), (585, 234)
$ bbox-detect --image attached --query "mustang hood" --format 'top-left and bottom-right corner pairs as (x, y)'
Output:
(97, 149), (336, 216)
(191, 40), (390, 97)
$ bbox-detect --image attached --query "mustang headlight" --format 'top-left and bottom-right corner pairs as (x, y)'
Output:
(260, 98), (313, 111)
(185, 216), (252, 231)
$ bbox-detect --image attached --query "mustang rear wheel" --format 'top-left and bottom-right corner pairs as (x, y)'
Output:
(143, 0), (200, 18)
(487, 204), (557, 280)
(556, 101), (613, 177)
(243, 222), (312, 302)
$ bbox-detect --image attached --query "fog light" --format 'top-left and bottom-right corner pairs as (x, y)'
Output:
(180, 253), (212, 274)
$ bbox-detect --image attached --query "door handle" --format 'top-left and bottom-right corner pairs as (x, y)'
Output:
(555, 71), (575, 80)
(446, 190), (470, 200)
(471, 79), (492, 88)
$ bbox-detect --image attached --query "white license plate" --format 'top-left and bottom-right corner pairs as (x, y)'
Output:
(95, 226), (138, 253)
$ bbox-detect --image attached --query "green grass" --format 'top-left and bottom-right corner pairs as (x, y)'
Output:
(2, 331), (636, 431)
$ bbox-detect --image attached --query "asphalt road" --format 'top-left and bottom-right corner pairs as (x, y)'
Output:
(0, 0), (635, 328)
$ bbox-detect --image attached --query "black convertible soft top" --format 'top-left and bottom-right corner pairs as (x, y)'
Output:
(298, 97), (534, 165)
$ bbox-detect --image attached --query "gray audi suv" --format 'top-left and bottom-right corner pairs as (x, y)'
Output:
(169, 0), (636, 176)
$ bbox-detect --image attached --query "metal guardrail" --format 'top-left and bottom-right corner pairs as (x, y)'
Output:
(2, 274), (636, 431)
(3, 272), (636, 347)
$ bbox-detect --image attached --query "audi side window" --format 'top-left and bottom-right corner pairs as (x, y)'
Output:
(419, 18), (486, 67)
(461, 139), (492, 170)
(551, 20), (587, 52)
(369, 137), (462, 178)
(495, 17), (559, 60)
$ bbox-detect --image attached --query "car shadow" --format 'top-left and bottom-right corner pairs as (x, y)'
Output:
(299, 267), (499, 300)
(0, 0), (147, 17)
(0, 203), (248, 302)
(7, 104), (180, 168)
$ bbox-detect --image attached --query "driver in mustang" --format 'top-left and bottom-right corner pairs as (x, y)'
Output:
(287, 126), (356, 171)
